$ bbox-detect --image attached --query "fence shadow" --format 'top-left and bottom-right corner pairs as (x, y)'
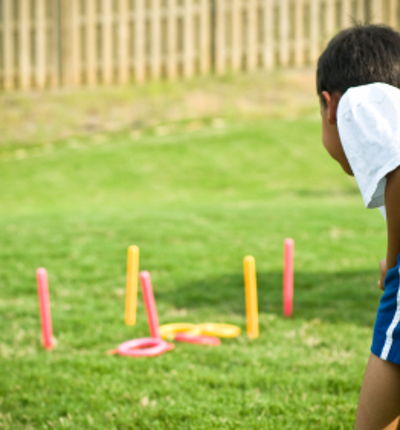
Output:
(158, 270), (382, 327)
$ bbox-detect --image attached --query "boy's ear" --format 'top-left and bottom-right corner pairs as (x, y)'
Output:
(321, 91), (341, 125)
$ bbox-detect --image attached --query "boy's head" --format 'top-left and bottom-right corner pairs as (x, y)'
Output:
(317, 24), (400, 106)
(317, 24), (400, 175)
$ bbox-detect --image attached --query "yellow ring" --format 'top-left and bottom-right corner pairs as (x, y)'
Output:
(159, 323), (201, 340)
(196, 323), (241, 338)
(159, 322), (241, 339)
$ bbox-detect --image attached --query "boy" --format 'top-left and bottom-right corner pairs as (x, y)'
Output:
(317, 24), (400, 429)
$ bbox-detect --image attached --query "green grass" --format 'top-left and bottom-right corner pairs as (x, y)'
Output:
(0, 117), (386, 429)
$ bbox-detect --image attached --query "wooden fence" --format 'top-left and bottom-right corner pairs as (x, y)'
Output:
(0, 0), (398, 90)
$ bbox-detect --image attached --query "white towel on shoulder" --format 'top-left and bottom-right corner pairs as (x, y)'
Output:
(337, 82), (400, 219)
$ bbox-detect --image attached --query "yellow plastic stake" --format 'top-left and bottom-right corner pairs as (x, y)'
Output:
(125, 245), (139, 325)
(243, 256), (259, 339)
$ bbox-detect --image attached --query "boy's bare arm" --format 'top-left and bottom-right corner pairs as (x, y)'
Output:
(384, 166), (400, 283)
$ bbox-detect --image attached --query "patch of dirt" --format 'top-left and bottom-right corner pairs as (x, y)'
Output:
(0, 68), (318, 146)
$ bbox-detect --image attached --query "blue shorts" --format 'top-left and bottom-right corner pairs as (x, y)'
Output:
(371, 254), (400, 365)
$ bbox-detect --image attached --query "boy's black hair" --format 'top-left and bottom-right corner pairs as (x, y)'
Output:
(317, 24), (400, 105)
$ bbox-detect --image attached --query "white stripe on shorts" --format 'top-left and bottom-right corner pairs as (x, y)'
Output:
(381, 266), (400, 360)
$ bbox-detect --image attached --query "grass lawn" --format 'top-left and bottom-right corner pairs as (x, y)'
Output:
(0, 115), (386, 429)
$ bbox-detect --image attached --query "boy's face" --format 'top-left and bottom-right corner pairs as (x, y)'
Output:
(320, 91), (353, 176)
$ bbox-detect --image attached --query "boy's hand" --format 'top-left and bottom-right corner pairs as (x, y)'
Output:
(378, 258), (387, 291)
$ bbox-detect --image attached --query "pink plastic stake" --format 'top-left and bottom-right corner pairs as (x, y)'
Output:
(36, 268), (53, 349)
(140, 271), (161, 338)
(283, 239), (294, 318)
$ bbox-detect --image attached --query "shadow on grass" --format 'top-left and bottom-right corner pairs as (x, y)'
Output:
(159, 270), (382, 327)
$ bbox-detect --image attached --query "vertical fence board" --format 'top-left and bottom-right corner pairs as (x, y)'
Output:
(35, 0), (47, 88)
(135, 0), (145, 82)
(183, 0), (194, 77)
(199, 0), (210, 74)
(19, 0), (31, 89)
(231, 0), (242, 71)
(2, 0), (14, 89)
(118, 0), (129, 84)
(370, 0), (383, 23)
(86, 0), (97, 85)
(389, 0), (398, 28)
(356, 0), (364, 23)
(49, 0), (60, 88)
(309, 0), (319, 64)
(279, 0), (289, 66)
(215, 0), (226, 74)
(294, 0), (304, 66)
(60, 0), (72, 86)
(167, 0), (177, 79)
(263, 0), (274, 69)
(246, 0), (257, 70)
(69, 0), (81, 85)
(325, 0), (335, 40)
(341, 0), (351, 28)
(102, 0), (113, 84)
(150, 0), (161, 79)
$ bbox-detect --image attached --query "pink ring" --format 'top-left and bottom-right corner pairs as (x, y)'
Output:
(117, 338), (174, 357)
(174, 333), (221, 346)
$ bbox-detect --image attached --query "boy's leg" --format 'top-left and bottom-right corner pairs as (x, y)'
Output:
(355, 353), (400, 430)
